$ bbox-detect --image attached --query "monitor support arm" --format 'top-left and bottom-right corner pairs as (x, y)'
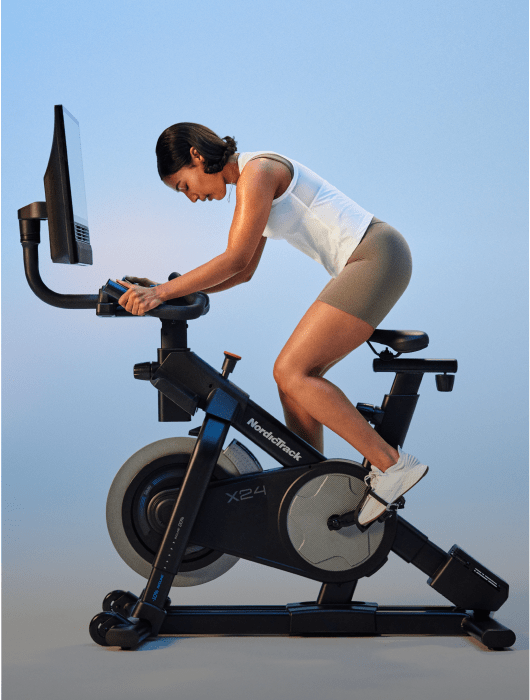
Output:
(18, 202), (98, 310)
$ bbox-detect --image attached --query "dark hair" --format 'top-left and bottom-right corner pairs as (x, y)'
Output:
(156, 122), (237, 179)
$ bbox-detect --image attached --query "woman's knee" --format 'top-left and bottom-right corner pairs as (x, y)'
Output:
(273, 355), (322, 395)
(273, 355), (290, 391)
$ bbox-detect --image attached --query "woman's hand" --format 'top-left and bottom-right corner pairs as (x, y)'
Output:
(123, 276), (160, 287)
(117, 279), (164, 315)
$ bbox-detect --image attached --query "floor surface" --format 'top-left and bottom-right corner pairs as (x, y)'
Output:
(3, 555), (527, 700)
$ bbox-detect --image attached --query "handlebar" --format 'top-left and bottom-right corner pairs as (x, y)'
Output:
(102, 279), (210, 321)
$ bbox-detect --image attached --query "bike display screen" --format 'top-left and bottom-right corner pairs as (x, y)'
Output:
(63, 107), (89, 229)
(44, 105), (93, 265)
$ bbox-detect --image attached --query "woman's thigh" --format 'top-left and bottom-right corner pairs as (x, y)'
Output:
(275, 222), (412, 382)
(274, 300), (374, 382)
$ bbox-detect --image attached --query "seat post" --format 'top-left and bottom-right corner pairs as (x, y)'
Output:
(364, 356), (457, 462)
(370, 371), (424, 457)
(389, 372), (423, 396)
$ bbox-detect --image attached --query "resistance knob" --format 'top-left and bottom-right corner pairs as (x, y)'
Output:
(221, 352), (241, 378)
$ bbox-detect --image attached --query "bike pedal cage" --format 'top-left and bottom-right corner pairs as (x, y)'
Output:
(326, 486), (405, 533)
(353, 484), (406, 533)
(362, 474), (406, 512)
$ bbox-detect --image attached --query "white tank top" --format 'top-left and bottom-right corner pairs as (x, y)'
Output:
(238, 151), (373, 278)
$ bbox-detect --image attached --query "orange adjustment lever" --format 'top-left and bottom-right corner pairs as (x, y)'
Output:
(221, 352), (241, 378)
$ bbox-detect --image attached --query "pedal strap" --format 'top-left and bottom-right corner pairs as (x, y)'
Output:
(363, 474), (405, 511)
(366, 487), (405, 512)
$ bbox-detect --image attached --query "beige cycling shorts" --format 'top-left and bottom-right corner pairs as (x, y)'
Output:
(317, 217), (412, 328)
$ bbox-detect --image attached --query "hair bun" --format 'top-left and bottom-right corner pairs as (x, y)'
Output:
(156, 123), (238, 179)
(223, 135), (237, 152)
(204, 135), (237, 174)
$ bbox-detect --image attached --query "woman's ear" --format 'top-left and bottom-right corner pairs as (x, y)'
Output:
(189, 147), (204, 163)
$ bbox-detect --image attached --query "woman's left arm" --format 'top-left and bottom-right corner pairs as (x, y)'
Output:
(118, 161), (278, 316)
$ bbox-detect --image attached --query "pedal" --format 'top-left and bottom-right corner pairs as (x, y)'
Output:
(354, 487), (405, 533)
(378, 495), (406, 520)
(356, 403), (385, 426)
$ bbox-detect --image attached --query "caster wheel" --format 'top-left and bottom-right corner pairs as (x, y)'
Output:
(89, 611), (127, 647)
(102, 590), (138, 616)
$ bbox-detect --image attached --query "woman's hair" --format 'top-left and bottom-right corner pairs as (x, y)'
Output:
(156, 122), (237, 179)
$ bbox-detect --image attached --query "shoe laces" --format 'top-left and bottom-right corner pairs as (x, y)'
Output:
(364, 470), (380, 490)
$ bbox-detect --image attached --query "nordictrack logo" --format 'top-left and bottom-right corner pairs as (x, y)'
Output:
(247, 418), (302, 461)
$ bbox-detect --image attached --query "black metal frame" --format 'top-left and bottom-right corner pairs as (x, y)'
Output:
(18, 206), (516, 651)
(90, 302), (513, 650)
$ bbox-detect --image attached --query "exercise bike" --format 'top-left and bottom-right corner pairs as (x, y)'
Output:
(83, 279), (514, 650)
(19, 105), (516, 652)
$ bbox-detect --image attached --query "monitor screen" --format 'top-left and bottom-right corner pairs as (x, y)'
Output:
(63, 108), (89, 229)
(44, 105), (93, 265)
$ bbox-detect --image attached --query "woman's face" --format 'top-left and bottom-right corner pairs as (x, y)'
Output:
(163, 147), (228, 202)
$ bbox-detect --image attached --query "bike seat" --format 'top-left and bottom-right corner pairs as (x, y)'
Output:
(369, 330), (429, 353)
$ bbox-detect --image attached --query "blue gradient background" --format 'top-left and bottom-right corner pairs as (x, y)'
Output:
(2, 1), (528, 697)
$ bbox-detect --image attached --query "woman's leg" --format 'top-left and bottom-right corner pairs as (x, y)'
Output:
(277, 388), (325, 453)
(274, 300), (399, 470)
(277, 351), (348, 453)
(277, 223), (428, 525)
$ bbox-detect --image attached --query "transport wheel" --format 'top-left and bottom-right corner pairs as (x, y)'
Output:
(107, 438), (262, 587)
(89, 611), (126, 647)
(102, 590), (138, 616)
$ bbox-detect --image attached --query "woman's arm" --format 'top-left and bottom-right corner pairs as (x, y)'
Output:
(118, 161), (279, 315)
(201, 236), (267, 293)
(122, 237), (266, 296)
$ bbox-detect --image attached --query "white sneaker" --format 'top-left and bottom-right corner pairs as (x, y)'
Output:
(357, 447), (429, 526)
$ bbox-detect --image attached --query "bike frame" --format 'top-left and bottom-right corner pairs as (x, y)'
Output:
(104, 315), (509, 649)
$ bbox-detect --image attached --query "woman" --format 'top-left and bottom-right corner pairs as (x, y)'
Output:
(118, 122), (428, 525)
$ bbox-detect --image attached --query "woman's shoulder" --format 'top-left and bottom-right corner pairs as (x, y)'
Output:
(239, 151), (296, 180)
(238, 152), (299, 204)
(238, 150), (293, 167)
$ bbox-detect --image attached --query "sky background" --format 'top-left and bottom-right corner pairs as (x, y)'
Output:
(2, 0), (528, 697)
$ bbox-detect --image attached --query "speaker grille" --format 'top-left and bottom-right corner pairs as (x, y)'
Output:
(75, 223), (90, 244)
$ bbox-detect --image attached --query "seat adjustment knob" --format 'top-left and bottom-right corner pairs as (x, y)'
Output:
(134, 362), (160, 380)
